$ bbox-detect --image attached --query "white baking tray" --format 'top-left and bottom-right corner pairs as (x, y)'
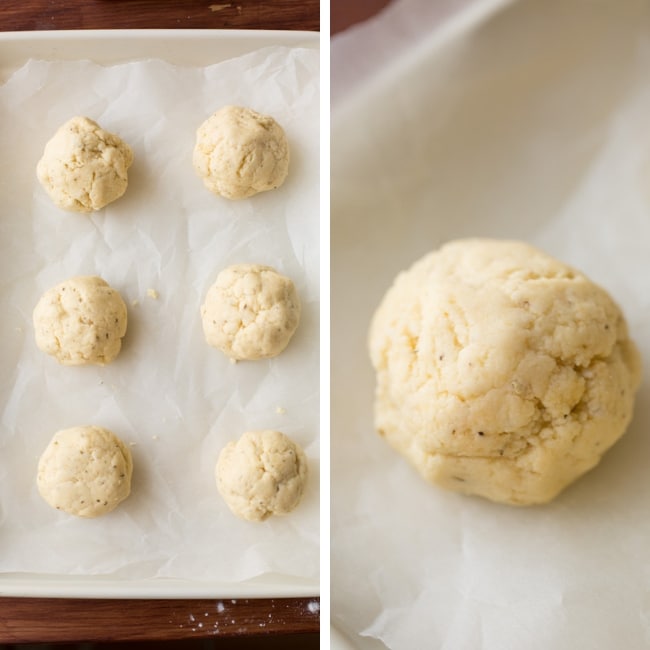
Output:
(0, 28), (319, 600)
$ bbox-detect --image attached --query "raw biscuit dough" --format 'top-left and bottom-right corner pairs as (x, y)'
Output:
(33, 276), (128, 365)
(215, 430), (308, 521)
(37, 425), (133, 518)
(201, 264), (300, 361)
(369, 239), (642, 505)
(36, 116), (133, 212)
(192, 105), (289, 199)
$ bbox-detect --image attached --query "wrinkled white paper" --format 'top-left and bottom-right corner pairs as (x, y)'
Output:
(332, 0), (650, 647)
(0, 46), (319, 585)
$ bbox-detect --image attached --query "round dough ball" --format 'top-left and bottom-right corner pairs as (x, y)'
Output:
(201, 264), (300, 361)
(192, 105), (289, 200)
(369, 239), (641, 506)
(37, 425), (133, 518)
(216, 430), (308, 521)
(36, 116), (133, 212)
(33, 276), (128, 366)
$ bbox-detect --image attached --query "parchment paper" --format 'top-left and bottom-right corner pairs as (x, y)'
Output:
(332, 0), (650, 647)
(0, 45), (319, 584)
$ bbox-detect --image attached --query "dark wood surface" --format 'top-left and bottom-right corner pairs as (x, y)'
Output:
(0, 596), (320, 643)
(0, 1), (319, 644)
(331, 0), (393, 34)
(1, 0), (319, 32)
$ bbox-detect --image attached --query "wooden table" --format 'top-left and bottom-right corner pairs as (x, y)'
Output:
(0, 596), (320, 645)
(0, 1), (319, 646)
(2, 0), (319, 32)
(331, 0), (393, 35)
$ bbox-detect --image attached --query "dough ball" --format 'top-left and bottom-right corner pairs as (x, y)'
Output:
(33, 276), (128, 366)
(36, 116), (133, 212)
(369, 239), (641, 506)
(192, 105), (289, 200)
(201, 264), (300, 361)
(216, 430), (308, 521)
(37, 425), (133, 518)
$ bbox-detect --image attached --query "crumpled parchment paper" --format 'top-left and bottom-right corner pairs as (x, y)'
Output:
(332, 0), (650, 647)
(0, 45), (319, 586)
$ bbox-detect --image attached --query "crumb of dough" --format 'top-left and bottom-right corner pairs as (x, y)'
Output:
(215, 430), (308, 521)
(369, 238), (642, 506)
(147, 288), (159, 300)
(37, 425), (133, 518)
(36, 116), (133, 212)
(192, 105), (289, 200)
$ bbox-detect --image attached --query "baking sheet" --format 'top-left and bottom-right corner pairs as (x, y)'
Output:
(0, 31), (319, 598)
(331, 0), (650, 647)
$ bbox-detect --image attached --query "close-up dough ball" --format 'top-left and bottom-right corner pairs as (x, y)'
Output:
(37, 425), (133, 518)
(369, 239), (641, 506)
(201, 263), (300, 361)
(192, 105), (289, 200)
(215, 429), (308, 522)
(33, 275), (128, 366)
(36, 116), (133, 212)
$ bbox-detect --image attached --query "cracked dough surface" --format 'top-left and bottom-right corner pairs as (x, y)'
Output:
(369, 239), (642, 505)
(215, 430), (308, 521)
(37, 425), (133, 518)
(192, 105), (289, 200)
(36, 116), (133, 212)
(201, 263), (300, 361)
(33, 276), (128, 366)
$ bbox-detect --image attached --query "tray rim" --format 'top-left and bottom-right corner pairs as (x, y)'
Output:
(0, 28), (319, 79)
(0, 573), (319, 599)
